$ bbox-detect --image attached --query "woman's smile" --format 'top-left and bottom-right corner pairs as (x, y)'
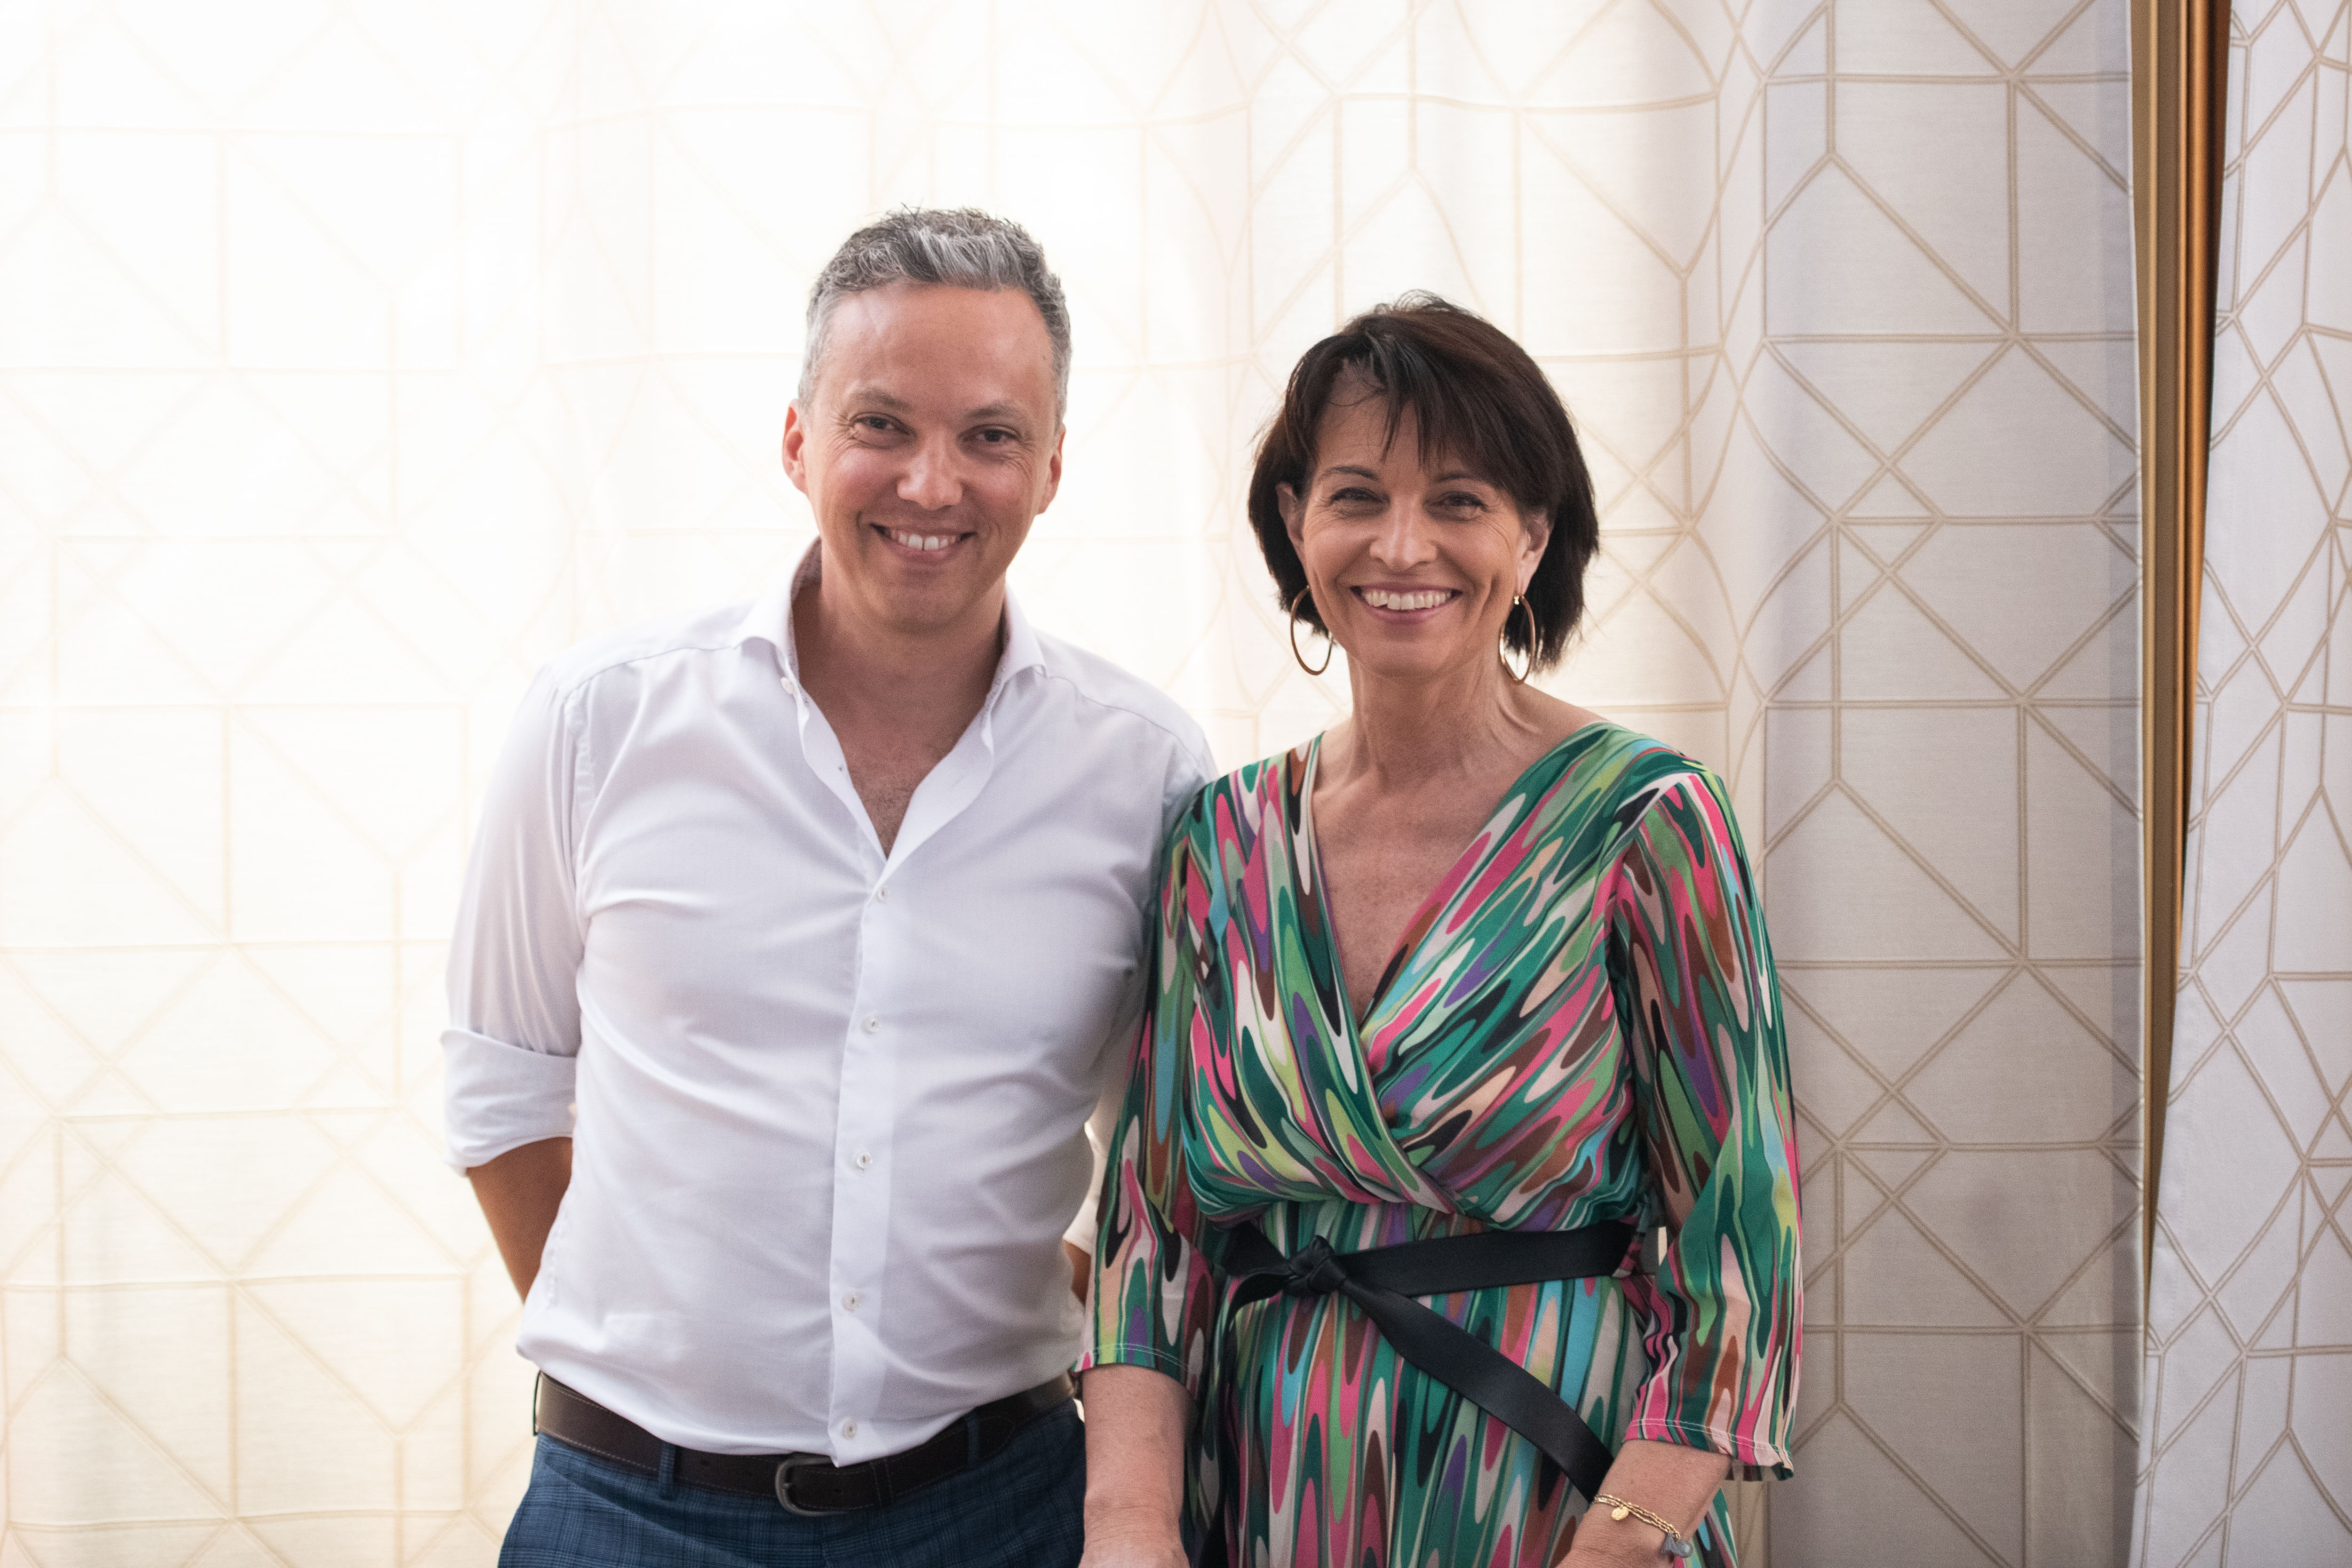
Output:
(1352, 585), (1462, 616)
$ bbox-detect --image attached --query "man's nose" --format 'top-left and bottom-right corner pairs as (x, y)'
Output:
(898, 437), (963, 510)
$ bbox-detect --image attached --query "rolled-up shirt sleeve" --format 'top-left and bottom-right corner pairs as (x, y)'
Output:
(441, 666), (585, 1171)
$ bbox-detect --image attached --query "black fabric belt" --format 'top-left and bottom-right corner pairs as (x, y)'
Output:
(1223, 1219), (1638, 1505)
(532, 1371), (1073, 1513)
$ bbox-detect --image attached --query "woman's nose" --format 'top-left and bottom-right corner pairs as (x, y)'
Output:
(1368, 503), (1436, 566)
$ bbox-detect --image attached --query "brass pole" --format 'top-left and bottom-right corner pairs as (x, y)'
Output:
(2131, 0), (2226, 1291)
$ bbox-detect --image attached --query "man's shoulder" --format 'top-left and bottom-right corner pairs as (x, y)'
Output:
(1030, 629), (1209, 769)
(538, 602), (754, 698)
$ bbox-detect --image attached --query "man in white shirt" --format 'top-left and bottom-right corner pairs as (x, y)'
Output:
(443, 208), (1212, 1568)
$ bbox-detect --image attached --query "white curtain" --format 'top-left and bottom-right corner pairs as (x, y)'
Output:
(2134, 1), (2352, 1561)
(0, 3), (2142, 1563)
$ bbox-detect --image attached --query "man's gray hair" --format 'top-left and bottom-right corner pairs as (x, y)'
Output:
(798, 207), (1071, 419)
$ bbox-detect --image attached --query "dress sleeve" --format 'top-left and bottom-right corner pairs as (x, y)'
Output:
(1605, 770), (1802, 1480)
(1080, 814), (1222, 1401)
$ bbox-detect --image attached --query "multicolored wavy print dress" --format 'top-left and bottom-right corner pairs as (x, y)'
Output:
(1085, 724), (1801, 1568)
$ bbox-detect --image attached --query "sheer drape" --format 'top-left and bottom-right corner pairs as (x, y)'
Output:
(2135, 1), (2352, 1561)
(1, 3), (2142, 1563)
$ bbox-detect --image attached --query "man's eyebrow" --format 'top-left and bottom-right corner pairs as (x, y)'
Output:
(837, 387), (913, 412)
(963, 402), (1032, 424)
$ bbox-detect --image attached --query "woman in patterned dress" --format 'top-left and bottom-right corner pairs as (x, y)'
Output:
(1077, 296), (1801, 1568)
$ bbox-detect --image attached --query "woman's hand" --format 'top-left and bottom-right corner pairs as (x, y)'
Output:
(1556, 1439), (1732, 1567)
(1078, 1365), (1192, 1568)
(1557, 1530), (1669, 1568)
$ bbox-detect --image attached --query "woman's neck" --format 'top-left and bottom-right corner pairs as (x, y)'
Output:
(1322, 656), (1569, 794)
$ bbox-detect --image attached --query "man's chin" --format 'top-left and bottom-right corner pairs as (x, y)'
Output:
(810, 522), (1015, 636)
(850, 565), (1006, 640)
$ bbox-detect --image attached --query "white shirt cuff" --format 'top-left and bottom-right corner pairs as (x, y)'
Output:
(441, 1027), (578, 1171)
(1061, 1191), (1098, 1254)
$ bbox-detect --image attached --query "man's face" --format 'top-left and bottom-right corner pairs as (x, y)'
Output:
(782, 282), (1063, 639)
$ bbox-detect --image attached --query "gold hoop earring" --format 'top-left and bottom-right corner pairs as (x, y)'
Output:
(1501, 594), (1536, 685)
(1288, 588), (1334, 677)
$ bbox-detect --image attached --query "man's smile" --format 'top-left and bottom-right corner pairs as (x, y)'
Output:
(873, 522), (976, 556)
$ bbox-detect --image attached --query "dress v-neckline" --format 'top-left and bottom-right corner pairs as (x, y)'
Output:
(1298, 722), (1617, 1046)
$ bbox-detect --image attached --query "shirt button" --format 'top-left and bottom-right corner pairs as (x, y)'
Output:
(874, 884), (890, 902)
(841, 1419), (858, 1439)
(779, 674), (794, 691)
(854, 1151), (873, 1169)
(862, 1015), (880, 1033)
(842, 1291), (861, 1311)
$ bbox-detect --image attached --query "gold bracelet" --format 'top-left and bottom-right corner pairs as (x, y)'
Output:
(1592, 1494), (1693, 1560)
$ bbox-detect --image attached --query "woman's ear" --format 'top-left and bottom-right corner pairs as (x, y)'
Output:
(1518, 506), (1551, 594)
(1278, 482), (1306, 550)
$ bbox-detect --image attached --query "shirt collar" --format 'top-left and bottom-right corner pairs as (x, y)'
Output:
(735, 540), (1049, 697)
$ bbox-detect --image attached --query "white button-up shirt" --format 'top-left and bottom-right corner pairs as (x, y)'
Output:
(441, 549), (1212, 1459)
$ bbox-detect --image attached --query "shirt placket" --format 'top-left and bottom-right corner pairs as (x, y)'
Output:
(784, 659), (1012, 1459)
(826, 867), (894, 1457)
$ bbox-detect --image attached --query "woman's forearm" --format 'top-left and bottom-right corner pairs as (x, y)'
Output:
(1079, 1363), (1190, 1566)
(1560, 1438), (1732, 1566)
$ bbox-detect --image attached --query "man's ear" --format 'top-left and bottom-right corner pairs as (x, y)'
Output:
(781, 402), (810, 496)
(1279, 482), (1305, 550)
(1036, 423), (1066, 515)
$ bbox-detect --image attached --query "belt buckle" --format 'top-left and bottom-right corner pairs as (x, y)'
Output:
(773, 1452), (839, 1517)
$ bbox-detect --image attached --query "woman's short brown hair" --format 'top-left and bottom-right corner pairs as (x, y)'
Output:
(1247, 293), (1599, 673)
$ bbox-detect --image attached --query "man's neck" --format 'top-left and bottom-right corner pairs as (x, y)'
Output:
(792, 570), (1006, 747)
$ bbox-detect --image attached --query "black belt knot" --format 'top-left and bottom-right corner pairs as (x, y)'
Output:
(1279, 1236), (1351, 1297)
(1217, 1217), (1637, 1506)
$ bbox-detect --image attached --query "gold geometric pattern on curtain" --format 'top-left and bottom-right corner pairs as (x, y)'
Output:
(2135, 0), (2352, 1560)
(0, 4), (2142, 1565)
(1743, 6), (2143, 1563)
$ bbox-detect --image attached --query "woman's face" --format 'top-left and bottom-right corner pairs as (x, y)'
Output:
(1278, 383), (1548, 685)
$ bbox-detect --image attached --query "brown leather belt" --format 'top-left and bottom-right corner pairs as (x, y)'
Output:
(532, 1372), (1074, 1514)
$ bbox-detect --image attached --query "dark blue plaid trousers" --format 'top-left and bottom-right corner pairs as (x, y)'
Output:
(499, 1402), (1085, 1568)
